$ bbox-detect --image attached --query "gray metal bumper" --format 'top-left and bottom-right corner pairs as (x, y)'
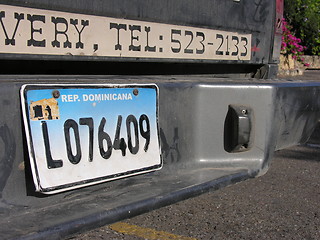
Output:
(0, 76), (319, 239)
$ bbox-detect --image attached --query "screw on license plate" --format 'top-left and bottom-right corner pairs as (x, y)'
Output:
(52, 90), (60, 99)
(133, 89), (139, 96)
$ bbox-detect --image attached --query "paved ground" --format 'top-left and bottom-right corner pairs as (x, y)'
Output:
(69, 70), (320, 240)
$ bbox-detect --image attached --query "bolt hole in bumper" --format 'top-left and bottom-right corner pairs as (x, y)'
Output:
(0, 75), (319, 239)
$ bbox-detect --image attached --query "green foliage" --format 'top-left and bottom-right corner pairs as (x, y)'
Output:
(284, 0), (320, 55)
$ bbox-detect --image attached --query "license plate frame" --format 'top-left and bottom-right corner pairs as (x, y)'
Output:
(21, 84), (162, 194)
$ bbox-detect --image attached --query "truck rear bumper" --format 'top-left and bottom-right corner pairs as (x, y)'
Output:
(0, 75), (319, 239)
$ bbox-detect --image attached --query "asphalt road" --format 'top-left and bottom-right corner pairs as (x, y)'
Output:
(69, 70), (320, 240)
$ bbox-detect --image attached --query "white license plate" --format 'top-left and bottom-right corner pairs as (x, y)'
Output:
(21, 84), (162, 194)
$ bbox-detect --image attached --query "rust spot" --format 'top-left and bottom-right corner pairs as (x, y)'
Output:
(18, 162), (25, 171)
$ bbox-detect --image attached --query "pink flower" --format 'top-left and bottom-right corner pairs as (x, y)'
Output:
(281, 42), (287, 48)
(280, 18), (308, 64)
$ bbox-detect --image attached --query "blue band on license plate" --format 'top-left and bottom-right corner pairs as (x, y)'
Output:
(21, 84), (162, 194)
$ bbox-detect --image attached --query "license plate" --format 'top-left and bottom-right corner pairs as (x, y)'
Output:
(21, 84), (162, 194)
